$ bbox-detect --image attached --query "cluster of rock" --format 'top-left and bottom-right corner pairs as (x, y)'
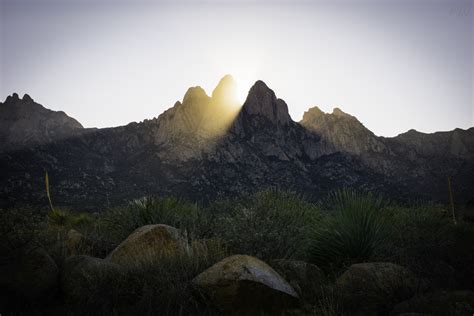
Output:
(2, 224), (474, 315)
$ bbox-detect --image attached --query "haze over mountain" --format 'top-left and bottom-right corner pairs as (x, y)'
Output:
(1, 75), (473, 210)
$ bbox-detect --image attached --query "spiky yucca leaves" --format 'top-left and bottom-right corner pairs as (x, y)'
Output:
(309, 188), (387, 268)
(47, 208), (94, 230)
(100, 196), (203, 243)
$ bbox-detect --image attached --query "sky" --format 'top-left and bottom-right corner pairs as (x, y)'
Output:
(0, 0), (472, 136)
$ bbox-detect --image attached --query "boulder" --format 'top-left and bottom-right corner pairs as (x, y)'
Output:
(192, 254), (298, 313)
(390, 290), (474, 316)
(271, 259), (326, 302)
(106, 224), (187, 266)
(0, 246), (58, 300)
(336, 262), (419, 315)
(61, 255), (126, 306)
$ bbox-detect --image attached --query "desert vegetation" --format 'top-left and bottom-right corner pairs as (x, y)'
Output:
(1, 188), (474, 315)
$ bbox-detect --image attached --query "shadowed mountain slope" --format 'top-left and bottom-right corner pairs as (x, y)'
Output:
(1, 76), (472, 210)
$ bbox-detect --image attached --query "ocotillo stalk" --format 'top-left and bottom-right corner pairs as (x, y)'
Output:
(45, 170), (54, 212)
(447, 176), (457, 225)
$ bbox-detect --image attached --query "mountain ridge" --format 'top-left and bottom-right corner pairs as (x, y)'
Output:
(1, 76), (473, 209)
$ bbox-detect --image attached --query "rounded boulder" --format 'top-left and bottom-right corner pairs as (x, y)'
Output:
(106, 224), (187, 266)
(192, 254), (299, 313)
(336, 262), (419, 315)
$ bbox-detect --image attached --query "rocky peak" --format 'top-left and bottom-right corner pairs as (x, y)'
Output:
(301, 106), (325, 123)
(3, 93), (20, 104)
(300, 106), (387, 156)
(0, 93), (84, 152)
(332, 107), (353, 118)
(182, 86), (210, 105)
(240, 80), (291, 125)
(211, 74), (238, 105)
(22, 94), (34, 103)
(2, 93), (35, 105)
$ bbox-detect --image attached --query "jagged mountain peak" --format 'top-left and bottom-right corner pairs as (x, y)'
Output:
(211, 74), (239, 108)
(212, 74), (236, 98)
(182, 86), (209, 104)
(332, 107), (354, 118)
(301, 106), (325, 122)
(2, 93), (35, 105)
(0, 93), (84, 152)
(240, 80), (291, 125)
(300, 105), (386, 155)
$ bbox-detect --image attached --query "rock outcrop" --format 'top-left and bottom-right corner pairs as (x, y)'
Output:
(192, 254), (298, 313)
(0, 93), (85, 152)
(300, 106), (387, 156)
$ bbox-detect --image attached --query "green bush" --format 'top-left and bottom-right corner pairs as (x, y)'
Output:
(0, 207), (45, 262)
(211, 189), (321, 261)
(309, 188), (387, 268)
(378, 204), (470, 288)
(47, 208), (95, 230)
(99, 196), (203, 243)
(64, 239), (228, 315)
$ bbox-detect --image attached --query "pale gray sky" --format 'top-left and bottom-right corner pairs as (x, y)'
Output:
(1, 0), (472, 136)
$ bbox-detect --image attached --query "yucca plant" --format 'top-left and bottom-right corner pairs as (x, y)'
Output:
(309, 188), (387, 268)
(100, 196), (201, 243)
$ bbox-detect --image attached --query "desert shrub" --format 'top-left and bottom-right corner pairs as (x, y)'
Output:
(66, 239), (228, 315)
(0, 207), (45, 263)
(48, 208), (95, 230)
(309, 188), (387, 268)
(99, 196), (204, 243)
(311, 285), (345, 316)
(378, 204), (473, 288)
(129, 239), (228, 315)
(211, 189), (321, 261)
(446, 222), (474, 289)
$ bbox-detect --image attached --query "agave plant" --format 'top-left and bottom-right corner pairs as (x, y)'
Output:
(309, 188), (387, 267)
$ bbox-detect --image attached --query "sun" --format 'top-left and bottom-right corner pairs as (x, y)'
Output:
(234, 76), (253, 105)
(234, 77), (253, 105)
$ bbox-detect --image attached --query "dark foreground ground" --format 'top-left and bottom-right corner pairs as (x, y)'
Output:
(1, 189), (474, 315)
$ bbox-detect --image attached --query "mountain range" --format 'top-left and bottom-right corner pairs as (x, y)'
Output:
(1, 75), (473, 210)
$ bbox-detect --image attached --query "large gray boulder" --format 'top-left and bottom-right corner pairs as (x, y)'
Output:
(336, 262), (419, 315)
(106, 224), (188, 266)
(0, 246), (58, 300)
(192, 255), (298, 313)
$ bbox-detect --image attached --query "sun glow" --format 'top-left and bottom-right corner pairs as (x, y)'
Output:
(234, 77), (253, 105)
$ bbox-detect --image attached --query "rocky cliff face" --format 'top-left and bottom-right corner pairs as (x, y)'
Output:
(300, 106), (388, 156)
(0, 93), (86, 153)
(0, 77), (472, 210)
